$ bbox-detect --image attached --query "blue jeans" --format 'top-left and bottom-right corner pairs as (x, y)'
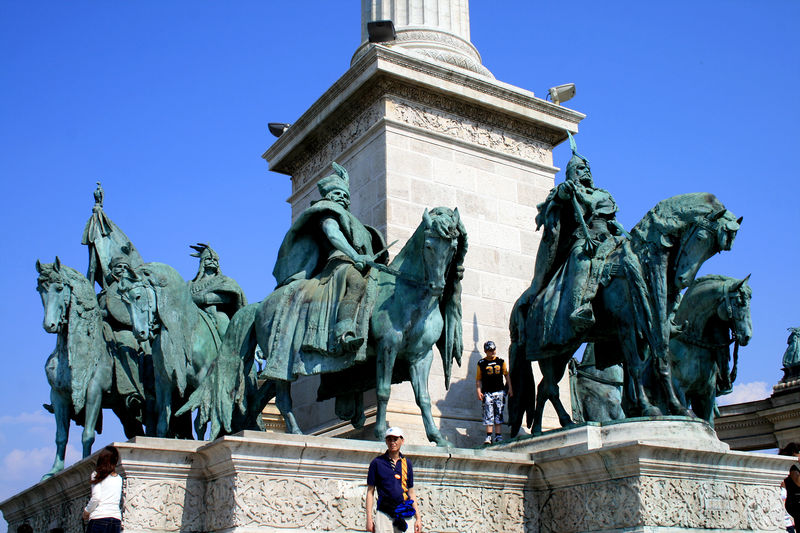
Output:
(86, 517), (121, 533)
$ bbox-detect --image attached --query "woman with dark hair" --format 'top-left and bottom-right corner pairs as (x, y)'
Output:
(82, 445), (123, 533)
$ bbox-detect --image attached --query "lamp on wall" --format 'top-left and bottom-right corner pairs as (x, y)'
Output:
(268, 123), (291, 138)
(547, 83), (576, 105)
(367, 20), (396, 43)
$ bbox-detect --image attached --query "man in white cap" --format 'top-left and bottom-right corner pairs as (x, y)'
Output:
(366, 427), (421, 532)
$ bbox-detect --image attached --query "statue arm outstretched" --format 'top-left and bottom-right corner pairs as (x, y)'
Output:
(321, 217), (372, 270)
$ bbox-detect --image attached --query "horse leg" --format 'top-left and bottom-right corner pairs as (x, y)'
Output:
(274, 380), (302, 434)
(548, 353), (575, 427)
(655, 355), (691, 416)
(155, 376), (172, 438)
(533, 354), (573, 435)
(42, 390), (70, 480)
(374, 340), (399, 441)
(618, 323), (661, 417)
(82, 359), (111, 457)
(692, 393), (715, 426)
(409, 351), (450, 446)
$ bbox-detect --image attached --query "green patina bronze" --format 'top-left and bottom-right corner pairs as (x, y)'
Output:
(573, 274), (752, 427)
(177, 163), (466, 446)
(509, 133), (742, 435)
(189, 243), (248, 339)
(36, 258), (145, 480)
(782, 327), (800, 382)
(118, 262), (221, 438)
(663, 274), (752, 426)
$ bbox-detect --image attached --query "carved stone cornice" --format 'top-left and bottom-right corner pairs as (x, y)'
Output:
(716, 384), (800, 450)
(264, 45), (583, 178)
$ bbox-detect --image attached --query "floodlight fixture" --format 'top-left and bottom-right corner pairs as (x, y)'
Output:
(268, 123), (291, 138)
(367, 20), (396, 43)
(547, 83), (576, 105)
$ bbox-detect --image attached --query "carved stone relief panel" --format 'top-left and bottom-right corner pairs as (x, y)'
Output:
(639, 476), (782, 531)
(387, 97), (551, 166)
(122, 477), (205, 532)
(9, 496), (86, 533)
(416, 485), (526, 532)
(536, 477), (642, 533)
(230, 474), (364, 531)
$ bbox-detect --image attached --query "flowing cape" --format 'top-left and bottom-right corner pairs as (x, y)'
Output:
(258, 200), (386, 381)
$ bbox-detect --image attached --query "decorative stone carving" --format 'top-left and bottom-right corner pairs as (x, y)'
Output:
(353, 0), (494, 77)
(640, 477), (782, 530)
(388, 98), (551, 164)
(231, 475), (364, 531)
(416, 485), (525, 532)
(123, 478), (205, 532)
(537, 478), (641, 533)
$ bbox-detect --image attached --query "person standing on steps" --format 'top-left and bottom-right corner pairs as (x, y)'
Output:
(476, 340), (512, 444)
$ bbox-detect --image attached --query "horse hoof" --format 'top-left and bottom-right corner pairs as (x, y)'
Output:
(351, 411), (366, 429)
(672, 406), (692, 417)
(532, 426), (542, 436)
(431, 436), (452, 447)
(642, 406), (662, 417)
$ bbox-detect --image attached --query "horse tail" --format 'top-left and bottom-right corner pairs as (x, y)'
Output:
(176, 303), (259, 440)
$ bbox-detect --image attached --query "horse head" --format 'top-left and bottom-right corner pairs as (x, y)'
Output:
(37, 257), (72, 333)
(717, 274), (752, 347)
(633, 193), (740, 290)
(421, 207), (463, 297)
(119, 268), (158, 341)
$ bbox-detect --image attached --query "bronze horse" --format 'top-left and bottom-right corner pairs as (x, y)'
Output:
(510, 193), (741, 435)
(36, 258), (144, 479)
(178, 207), (466, 446)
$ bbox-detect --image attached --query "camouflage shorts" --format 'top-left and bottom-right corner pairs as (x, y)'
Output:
(482, 391), (505, 425)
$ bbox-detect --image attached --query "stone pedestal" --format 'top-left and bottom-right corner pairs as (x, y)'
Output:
(3, 421), (790, 533)
(263, 36), (584, 446)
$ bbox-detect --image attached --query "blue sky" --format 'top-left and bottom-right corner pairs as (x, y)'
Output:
(1, 1), (798, 522)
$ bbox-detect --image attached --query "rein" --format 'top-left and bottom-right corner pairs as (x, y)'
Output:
(574, 367), (623, 387)
(676, 279), (744, 384)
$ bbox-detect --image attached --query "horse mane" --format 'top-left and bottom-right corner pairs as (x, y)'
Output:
(39, 262), (103, 413)
(675, 274), (752, 329)
(631, 192), (724, 247)
(136, 262), (196, 395)
(429, 207), (468, 386)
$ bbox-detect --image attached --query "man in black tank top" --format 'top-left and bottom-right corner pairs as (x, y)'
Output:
(476, 341), (513, 444)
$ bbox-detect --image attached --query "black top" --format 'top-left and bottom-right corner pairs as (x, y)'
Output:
(477, 357), (506, 393)
(786, 476), (800, 518)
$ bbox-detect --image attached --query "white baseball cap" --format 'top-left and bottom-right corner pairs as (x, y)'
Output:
(385, 427), (404, 438)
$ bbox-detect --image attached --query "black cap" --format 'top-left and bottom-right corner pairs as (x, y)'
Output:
(484, 341), (496, 351)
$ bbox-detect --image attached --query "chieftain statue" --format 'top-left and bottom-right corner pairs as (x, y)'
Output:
(509, 133), (742, 435)
(259, 161), (387, 376)
(177, 163), (467, 445)
(189, 243), (247, 338)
